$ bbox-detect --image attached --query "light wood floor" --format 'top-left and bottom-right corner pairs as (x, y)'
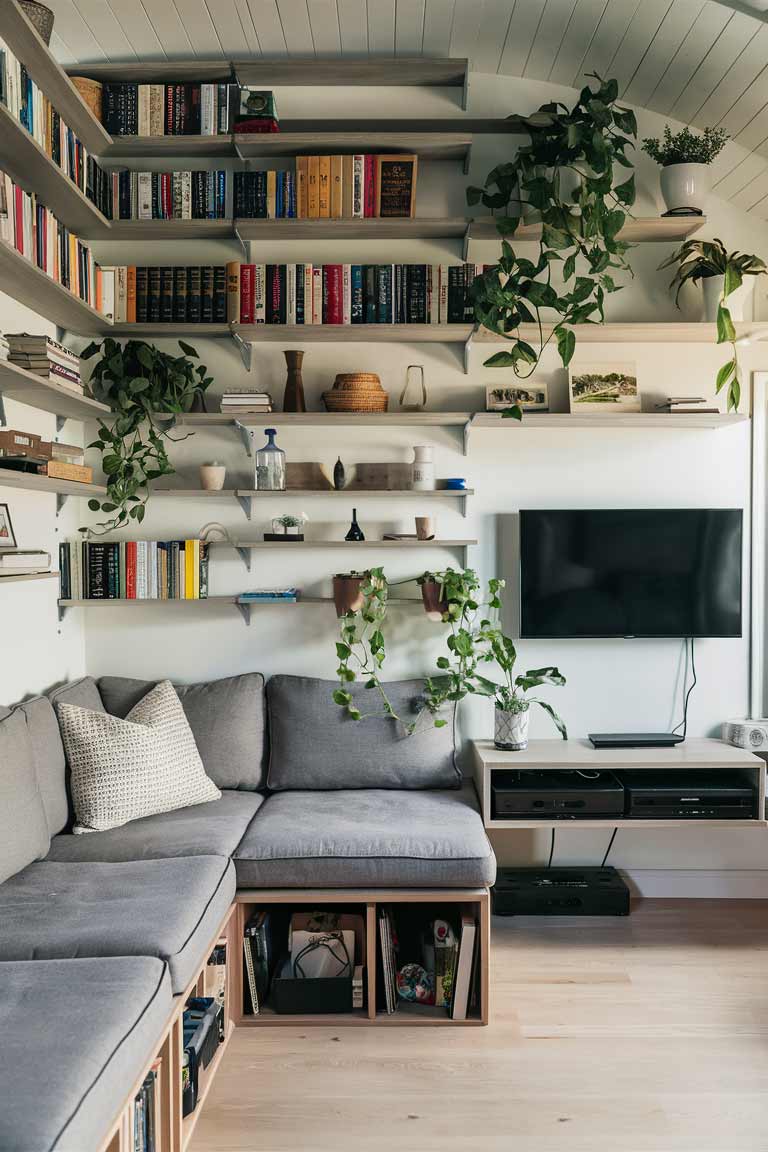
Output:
(191, 900), (768, 1152)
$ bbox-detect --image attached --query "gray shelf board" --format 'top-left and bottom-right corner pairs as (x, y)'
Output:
(0, 470), (106, 497)
(234, 217), (469, 240)
(215, 539), (477, 549)
(0, 359), (110, 421)
(106, 323), (474, 341)
(232, 58), (468, 89)
(469, 215), (708, 244)
(0, 103), (110, 237)
(234, 487), (475, 497)
(169, 411), (472, 427)
(1, 571), (58, 584)
(0, 240), (110, 334)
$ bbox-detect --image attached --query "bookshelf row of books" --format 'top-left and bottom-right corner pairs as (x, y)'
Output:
(235, 154), (417, 220)
(0, 37), (111, 218)
(112, 169), (227, 221)
(0, 169), (105, 312)
(125, 1063), (160, 1152)
(378, 909), (478, 1021)
(104, 265), (228, 324)
(98, 82), (278, 137)
(59, 540), (210, 601)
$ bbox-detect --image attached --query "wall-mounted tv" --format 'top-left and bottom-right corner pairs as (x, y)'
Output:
(519, 509), (743, 639)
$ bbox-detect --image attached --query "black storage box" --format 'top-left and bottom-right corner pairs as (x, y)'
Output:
(271, 955), (354, 1014)
(492, 867), (630, 916)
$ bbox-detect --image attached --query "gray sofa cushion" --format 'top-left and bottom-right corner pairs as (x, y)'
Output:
(266, 675), (459, 790)
(0, 709), (50, 884)
(0, 957), (172, 1152)
(234, 782), (496, 888)
(46, 789), (264, 863)
(98, 673), (267, 790)
(0, 856), (235, 994)
(16, 696), (69, 836)
(48, 676), (105, 715)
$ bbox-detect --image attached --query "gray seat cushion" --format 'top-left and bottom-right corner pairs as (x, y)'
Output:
(235, 782), (496, 888)
(0, 856), (235, 994)
(0, 956), (172, 1152)
(0, 709), (50, 885)
(46, 790), (264, 863)
(16, 696), (69, 835)
(266, 675), (459, 790)
(97, 673), (267, 790)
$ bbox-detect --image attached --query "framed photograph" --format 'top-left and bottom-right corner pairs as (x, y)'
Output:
(486, 383), (549, 412)
(0, 503), (16, 549)
(569, 362), (640, 412)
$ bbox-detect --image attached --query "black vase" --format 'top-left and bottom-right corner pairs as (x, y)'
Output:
(345, 508), (365, 541)
(333, 457), (346, 490)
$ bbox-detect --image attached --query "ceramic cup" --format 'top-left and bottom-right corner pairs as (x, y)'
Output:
(415, 516), (435, 540)
(200, 462), (226, 491)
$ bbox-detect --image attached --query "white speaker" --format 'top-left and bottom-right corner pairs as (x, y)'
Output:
(722, 719), (768, 751)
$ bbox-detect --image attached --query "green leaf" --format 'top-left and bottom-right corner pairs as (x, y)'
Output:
(466, 186), (483, 206)
(613, 174), (635, 206)
(716, 303), (736, 344)
(563, 253), (576, 281)
(136, 344), (153, 369)
(535, 700), (568, 740)
(715, 359), (735, 393)
(482, 351), (518, 368)
(87, 499), (101, 511)
(433, 718), (448, 728)
(724, 263), (742, 298)
(177, 340), (198, 358)
(332, 689), (351, 705)
(335, 642), (351, 660)
(555, 327), (576, 367)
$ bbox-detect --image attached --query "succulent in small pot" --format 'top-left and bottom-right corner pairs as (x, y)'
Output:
(641, 125), (728, 215)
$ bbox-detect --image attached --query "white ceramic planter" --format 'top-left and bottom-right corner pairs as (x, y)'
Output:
(494, 707), (530, 751)
(702, 275), (755, 323)
(199, 462), (226, 491)
(660, 163), (710, 215)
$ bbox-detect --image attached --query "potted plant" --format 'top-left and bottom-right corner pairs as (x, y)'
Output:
(467, 74), (637, 414)
(417, 568), (480, 621)
(332, 570), (369, 618)
(641, 125), (728, 215)
(334, 568), (410, 724)
(659, 238), (767, 411)
(81, 338), (212, 534)
(268, 513), (307, 541)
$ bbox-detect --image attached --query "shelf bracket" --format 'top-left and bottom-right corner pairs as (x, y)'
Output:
(55, 415), (67, 435)
(56, 494), (68, 515)
(235, 493), (252, 521)
(462, 414), (477, 457)
(462, 222), (471, 262)
(58, 603), (67, 623)
(463, 326), (475, 376)
(463, 141), (472, 177)
(235, 600), (251, 626)
(0, 390), (6, 427)
(460, 493), (467, 519)
(461, 66), (469, 113)
(233, 421), (253, 457)
(233, 223), (248, 261)
(234, 545), (252, 573)
(229, 323), (253, 372)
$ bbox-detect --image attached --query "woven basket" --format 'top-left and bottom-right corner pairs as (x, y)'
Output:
(322, 372), (389, 413)
(70, 77), (103, 123)
(20, 1), (54, 44)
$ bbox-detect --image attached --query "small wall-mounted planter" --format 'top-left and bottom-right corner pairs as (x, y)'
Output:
(333, 572), (368, 617)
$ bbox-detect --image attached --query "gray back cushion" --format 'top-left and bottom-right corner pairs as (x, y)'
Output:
(97, 673), (267, 790)
(267, 675), (459, 790)
(16, 697), (69, 836)
(48, 676), (105, 715)
(0, 709), (50, 883)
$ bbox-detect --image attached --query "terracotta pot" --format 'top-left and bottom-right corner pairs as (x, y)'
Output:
(421, 579), (448, 620)
(282, 349), (306, 413)
(333, 572), (367, 618)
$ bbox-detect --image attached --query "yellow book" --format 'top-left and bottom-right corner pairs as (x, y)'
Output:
(296, 156), (308, 218)
(330, 155), (343, 218)
(308, 156), (320, 218)
(318, 156), (330, 218)
(184, 540), (195, 600)
(266, 170), (277, 219)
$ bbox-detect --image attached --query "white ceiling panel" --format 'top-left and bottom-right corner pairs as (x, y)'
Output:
(245, 0), (288, 54)
(622, 0), (704, 108)
(395, 0), (426, 54)
(367, 0), (396, 54)
(669, 9), (754, 120)
(524, 0), (580, 80)
(448, 0), (485, 61)
(232, 0), (263, 53)
(422, 0), (455, 56)
(275, 0), (315, 55)
(203, 0), (253, 56)
(579, 0), (643, 79)
(70, 0), (138, 59)
(497, 0), (547, 76)
(335, 0), (367, 52)
(548, 0), (611, 87)
(101, 0), (166, 60)
(307, 0), (342, 55)
(471, 0), (514, 75)
(645, 1), (730, 113)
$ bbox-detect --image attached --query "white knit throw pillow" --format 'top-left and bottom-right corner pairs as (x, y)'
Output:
(58, 680), (221, 834)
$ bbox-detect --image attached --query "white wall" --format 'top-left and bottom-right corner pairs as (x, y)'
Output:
(6, 71), (768, 878)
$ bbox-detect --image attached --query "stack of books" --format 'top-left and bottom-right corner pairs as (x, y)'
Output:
(128, 1061), (160, 1152)
(239, 589), (298, 604)
(6, 334), (82, 392)
(0, 550), (51, 577)
(60, 539), (209, 601)
(0, 429), (92, 482)
(111, 170), (228, 221)
(656, 396), (719, 414)
(220, 389), (272, 415)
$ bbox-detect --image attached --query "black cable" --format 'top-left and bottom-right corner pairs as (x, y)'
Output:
(547, 827), (555, 868)
(601, 827), (618, 868)
(672, 636), (697, 737)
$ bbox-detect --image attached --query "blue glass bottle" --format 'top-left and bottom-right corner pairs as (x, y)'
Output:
(255, 428), (286, 491)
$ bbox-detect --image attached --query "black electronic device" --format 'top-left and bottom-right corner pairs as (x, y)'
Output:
(491, 769), (624, 819)
(589, 732), (685, 749)
(620, 770), (758, 820)
(519, 508), (743, 639)
(492, 867), (630, 916)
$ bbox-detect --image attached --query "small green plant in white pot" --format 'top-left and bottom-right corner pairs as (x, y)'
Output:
(642, 125), (728, 215)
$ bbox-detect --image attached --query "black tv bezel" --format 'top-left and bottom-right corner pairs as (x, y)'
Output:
(517, 507), (744, 640)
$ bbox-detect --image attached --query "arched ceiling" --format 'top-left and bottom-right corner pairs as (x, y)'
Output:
(42, 0), (768, 218)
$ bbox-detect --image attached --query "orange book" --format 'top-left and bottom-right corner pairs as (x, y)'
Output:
(296, 156), (308, 219)
(308, 157), (320, 218)
(126, 266), (137, 323)
(330, 155), (343, 218)
(318, 156), (330, 218)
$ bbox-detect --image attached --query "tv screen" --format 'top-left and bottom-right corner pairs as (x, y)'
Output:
(519, 509), (743, 639)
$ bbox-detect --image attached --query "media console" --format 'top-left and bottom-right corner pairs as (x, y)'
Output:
(472, 739), (767, 830)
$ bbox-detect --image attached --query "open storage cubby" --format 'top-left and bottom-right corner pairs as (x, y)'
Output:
(233, 889), (490, 1028)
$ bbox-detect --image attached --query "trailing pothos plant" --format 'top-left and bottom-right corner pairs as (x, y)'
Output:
(81, 338), (213, 534)
(467, 74), (637, 419)
(659, 238), (767, 412)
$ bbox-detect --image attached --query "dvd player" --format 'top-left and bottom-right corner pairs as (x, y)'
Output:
(491, 769), (624, 819)
(589, 732), (685, 749)
(621, 770), (757, 820)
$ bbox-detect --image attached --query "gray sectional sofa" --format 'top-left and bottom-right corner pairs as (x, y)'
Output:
(0, 671), (496, 1151)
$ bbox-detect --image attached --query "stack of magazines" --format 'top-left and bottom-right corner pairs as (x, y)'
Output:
(220, 390), (272, 415)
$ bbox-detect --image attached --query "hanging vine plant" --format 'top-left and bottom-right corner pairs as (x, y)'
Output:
(81, 338), (213, 534)
(467, 74), (637, 418)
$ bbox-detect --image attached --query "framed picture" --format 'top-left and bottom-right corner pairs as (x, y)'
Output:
(568, 363), (640, 412)
(0, 503), (16, 549)
(486, 383), (549, 411)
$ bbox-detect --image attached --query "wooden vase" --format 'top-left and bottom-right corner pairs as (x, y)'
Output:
(282, 350), (306, 413)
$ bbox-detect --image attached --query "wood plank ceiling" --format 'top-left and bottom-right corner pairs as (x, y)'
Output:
(43, 0), (768, 218)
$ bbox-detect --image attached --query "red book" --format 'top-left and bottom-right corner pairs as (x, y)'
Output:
(323, 264), (343, 324)
(126, 541), (137, 600)
(364, 155), (376, 218)
(240, 263), (255, 324)
(234, 118), (280, 134)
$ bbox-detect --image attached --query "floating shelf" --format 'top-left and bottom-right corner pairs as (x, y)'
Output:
(472, 321), (768, 344)
(103, 216), (470, 243)
(168, 412), (471, 428)
(0, 359), (110, 425)
(108, 323), (474, 341)
(1, 571), (58, 584)
(0, 103), (110, 237)
(2, 0), (112, 156)
(214, 536), (476, 572)
(151, 486), (474, 518)
(469, 215), (707, 244)
(0, 240), (110, 334)
(0, 470), (106, 501)
(483, 816), (768, 830)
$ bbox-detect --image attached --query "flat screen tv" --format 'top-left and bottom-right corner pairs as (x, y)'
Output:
(519, 509), (743, 639)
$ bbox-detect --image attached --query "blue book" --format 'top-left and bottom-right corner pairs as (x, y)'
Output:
(276, 173), (284, 219)
(351, 265), (363, 323)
